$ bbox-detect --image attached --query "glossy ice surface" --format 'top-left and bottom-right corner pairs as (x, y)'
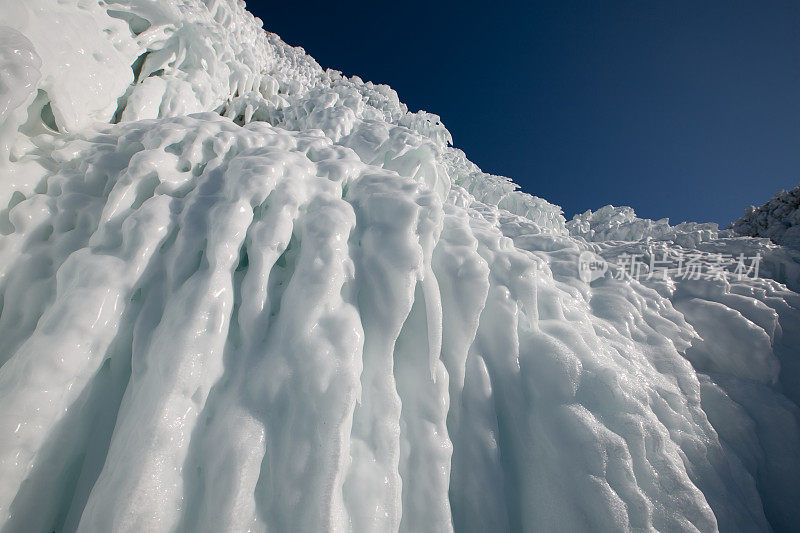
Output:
(0, 1), (799, 532)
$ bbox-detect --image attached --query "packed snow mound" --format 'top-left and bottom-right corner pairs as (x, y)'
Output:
(568, 205), (719, 246)
(0, 2), (799, 533)
(729, 184), (800, 250)
(568, 204), (800, 291)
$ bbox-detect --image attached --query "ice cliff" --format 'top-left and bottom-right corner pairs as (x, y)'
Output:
(1, 1), (799, 532)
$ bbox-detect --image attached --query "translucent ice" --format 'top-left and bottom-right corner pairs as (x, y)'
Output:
(0, 1), (799, 532)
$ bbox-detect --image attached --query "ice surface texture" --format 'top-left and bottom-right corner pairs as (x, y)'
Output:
(730, 185), (800, 250)
(1, 1), (799, 532)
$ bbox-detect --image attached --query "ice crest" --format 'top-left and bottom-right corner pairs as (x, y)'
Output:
(729, 184), (800, 249)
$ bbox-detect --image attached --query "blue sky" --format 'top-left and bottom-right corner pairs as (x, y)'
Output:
(246, 0), (799, 226)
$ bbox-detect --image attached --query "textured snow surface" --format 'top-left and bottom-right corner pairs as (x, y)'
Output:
(567, 205), (720, 247)
(1, 1), (800, 532)
(730, 184), (800, 250)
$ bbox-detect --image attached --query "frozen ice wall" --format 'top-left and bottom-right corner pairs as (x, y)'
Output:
(0, 1), (799, 532)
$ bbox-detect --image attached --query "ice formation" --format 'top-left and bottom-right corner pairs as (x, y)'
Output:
(729, 184), (800, 250)
(0, 1), (799, 532)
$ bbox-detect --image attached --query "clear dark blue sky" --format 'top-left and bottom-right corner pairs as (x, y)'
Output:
(246, 0), (799, 225)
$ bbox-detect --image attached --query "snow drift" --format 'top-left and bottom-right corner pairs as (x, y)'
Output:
(0, 1), (799, 532)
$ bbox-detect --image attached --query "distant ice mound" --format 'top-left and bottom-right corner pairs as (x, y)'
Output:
(1, 2), (800, 532)
(568, 205), (719, 246)
(730, 184), (800, 250)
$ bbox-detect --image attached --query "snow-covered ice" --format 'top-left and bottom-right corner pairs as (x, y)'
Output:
(0, 1), (799, 532)
(730, 184), (800, 250)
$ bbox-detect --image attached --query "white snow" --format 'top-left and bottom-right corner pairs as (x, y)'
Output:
(0, 1), (799, 532)
(567, 204), (719, 246)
